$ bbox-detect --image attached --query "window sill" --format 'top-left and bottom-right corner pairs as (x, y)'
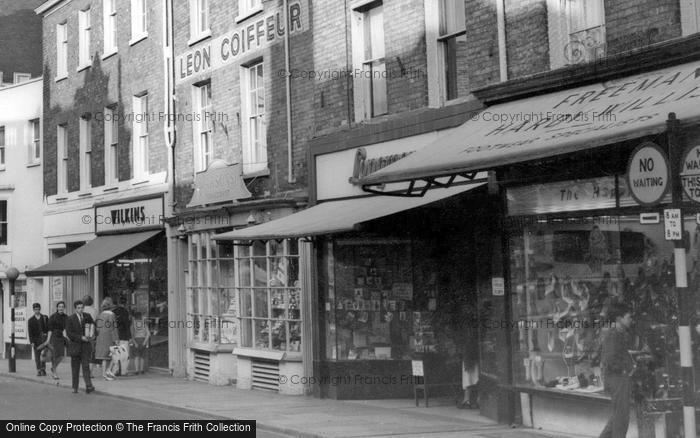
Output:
(235, 6), (263, 23)
(78, 191), (92, 197)
(77, 63), (91, 72)
(131, 178), (150, 186)
(242, 167), (270, 179)
(55, 75), (68, 83)
(233, 347), (286, 361)
(129, 33), (148, 46)
(188, 30), (212, 47)
(103, 185), (119, 192)
(26, 162), (41, 168)
(102, 50), (118, 61)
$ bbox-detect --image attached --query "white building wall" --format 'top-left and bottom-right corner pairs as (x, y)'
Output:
(0, 78), (45, 347)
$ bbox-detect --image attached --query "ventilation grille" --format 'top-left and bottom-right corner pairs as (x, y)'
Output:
(193, 351), (211, 383)
(251, 359), (280, 391)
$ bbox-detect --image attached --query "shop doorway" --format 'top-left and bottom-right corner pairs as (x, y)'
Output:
(102, 235), (168, 370)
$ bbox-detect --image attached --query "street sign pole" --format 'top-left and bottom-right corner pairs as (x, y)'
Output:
(668, 112), (696, 438)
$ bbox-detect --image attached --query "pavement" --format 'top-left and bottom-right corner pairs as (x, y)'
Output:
(1, 359), (590, 438)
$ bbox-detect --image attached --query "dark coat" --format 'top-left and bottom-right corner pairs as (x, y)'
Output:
(27, 314), (49, 345)
(65, 312), (94, 357)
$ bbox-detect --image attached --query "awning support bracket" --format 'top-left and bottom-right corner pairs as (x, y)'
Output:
(360, 171), (479, 197)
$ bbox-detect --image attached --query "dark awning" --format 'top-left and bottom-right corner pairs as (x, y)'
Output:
(213, 182), (485, 241)
(26, 230), (162, 276)
(359, 60), (700, 187)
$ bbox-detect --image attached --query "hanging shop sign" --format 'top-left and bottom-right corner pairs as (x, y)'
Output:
(681, 145), (700, 203)
(491, 277), (505, 296)
(507, 176), (634, 215)
(348, 148), (415, 184)
(176, 0), (309, 83)
(94, 197), (164, 234)
(626, 142), (670, 206)
(187, 160), (252, 208)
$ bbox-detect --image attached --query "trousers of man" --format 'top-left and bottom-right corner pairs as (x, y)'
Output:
(599, 375), (631, 438)
(33, 344), (45, 372)
(71, 347), (93, 391)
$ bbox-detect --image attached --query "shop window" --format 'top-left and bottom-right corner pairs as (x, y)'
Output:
(351, 1), (387, 121)
(132, 93), (149, 179)
(508, 213), (685, 398)
(56, 22), (68, 79)
(78, 8), (92, 68)
(28, 119), (41, 165)
(241, 62), (267, 174)
(193, 82), (213, 172)
(187, 232), (238, 345)
(103, 0), (118, 56)
(130, 0), (148, 43)
(14, 73), (31, 84)
(235, 240), (301, 352)
(438, 0), (468, 101)
(79, 116), (92, 190)
(548, 0), (605, 68)
(104, 106), (119, 185)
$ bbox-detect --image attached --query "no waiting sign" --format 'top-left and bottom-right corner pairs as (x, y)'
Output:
(627, 142), (670, 206)
(681, 145), (700, 203)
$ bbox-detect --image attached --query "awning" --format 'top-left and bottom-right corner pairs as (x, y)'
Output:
(360, 60), (700, 187)
(26, 230), (162, 276)
(214, 182), (486, 241)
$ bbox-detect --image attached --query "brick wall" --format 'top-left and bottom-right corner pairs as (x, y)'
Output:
(465, 0), (501, 89)
(0, 0), (43, 82)
(504, 0), (550, 79)
(605, 0), (682, 55)
(41, 0), (166, 196)
(172, 0), (314, 210)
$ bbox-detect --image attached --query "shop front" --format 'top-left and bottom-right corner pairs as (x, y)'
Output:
(28, 195), (170, 371)
(358, 60), (700, 435)
(215, 130), (496, 401)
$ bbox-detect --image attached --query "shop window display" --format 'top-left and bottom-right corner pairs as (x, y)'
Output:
(508, 214), (691, 400)
(236, 240), (301, 352)
(186, 232), (237, 345)
(103, 235), (168, 367)
(324, 239), (457, 361)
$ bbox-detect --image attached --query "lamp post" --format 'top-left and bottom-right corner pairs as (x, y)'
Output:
(6, 267), (19, 373)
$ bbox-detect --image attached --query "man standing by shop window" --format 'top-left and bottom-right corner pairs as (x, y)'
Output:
(599, 304), (634, 438)
(66, 300), (95, 394)
(112, 297), (131, 376)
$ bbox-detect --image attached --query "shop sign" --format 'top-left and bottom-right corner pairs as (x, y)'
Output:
(176, 0), (309, 83)
(491, 277), (505, 296)
(507, 176), (633, 215)
(95, 197), (164, 234)
(187, 160), (252, 208)
(52, 277), (63, 301)
(14, 307), (27, 339)
(664, 208), (682, 240)
(411, 360), (424, 377)
(349, 147), (414, 183)
(681, 145), (700, 203)
(626, 142), (669, 206)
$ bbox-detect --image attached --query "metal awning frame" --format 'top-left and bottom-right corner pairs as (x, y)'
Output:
(361, 171), (482, 197)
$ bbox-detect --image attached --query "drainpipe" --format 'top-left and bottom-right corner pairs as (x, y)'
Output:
(284, 0), (295, 184)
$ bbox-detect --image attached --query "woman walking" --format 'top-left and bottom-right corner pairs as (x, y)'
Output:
(46, 301), (68, 379)
(95, 298), (119, 380)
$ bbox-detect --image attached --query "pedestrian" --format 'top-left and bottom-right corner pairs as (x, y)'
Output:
(95, 298), (119, 380)
(130, 311), (150, 375)
(112, 296), (131, 376)
(46, 301), (68, 380)
(27, 303), (49, 376)
(82, 295), (98, 378)
(599, 303), (635, 438)
(65, 300), (95, 394)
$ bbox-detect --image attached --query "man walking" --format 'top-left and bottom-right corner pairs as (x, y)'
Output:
(27, 303), (49, 376)
(66, 300), (95, 394)
(599, 303), (634, 438)
(112, 296), (131, 376)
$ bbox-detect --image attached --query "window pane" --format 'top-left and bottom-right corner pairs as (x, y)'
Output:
(219, 241), (234, 258)
(240, 318), (253, 347)
(289, 321), (301, 351)
(271, 289), (286, 319)
(271, 320), (286, 350)
(254, 319), (269, 349)
(252, 240), (266, 257)
(368, 6), (384, 60)
(253, 289), (268, 318)
(444, 33), (469, 100)
(371, 61), (387, 116)
(238, 259), (251, 287)
(440, 0), (466, 35)
(0, 223), (6, 245)
(253, 257), (267, 287)
(219, 259), (235, 287)
(240, 289), (252, 317)
(288, 288), (301, 320)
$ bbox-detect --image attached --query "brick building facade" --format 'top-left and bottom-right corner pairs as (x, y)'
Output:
(0, 0), (44, 86)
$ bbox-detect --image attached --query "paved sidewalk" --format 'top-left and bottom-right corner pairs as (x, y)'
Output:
(1, 359), (588, 438)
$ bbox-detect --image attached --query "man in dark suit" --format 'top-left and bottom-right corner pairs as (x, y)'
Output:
(27, 303), (49, 376)
(65, 300), (95, 394)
